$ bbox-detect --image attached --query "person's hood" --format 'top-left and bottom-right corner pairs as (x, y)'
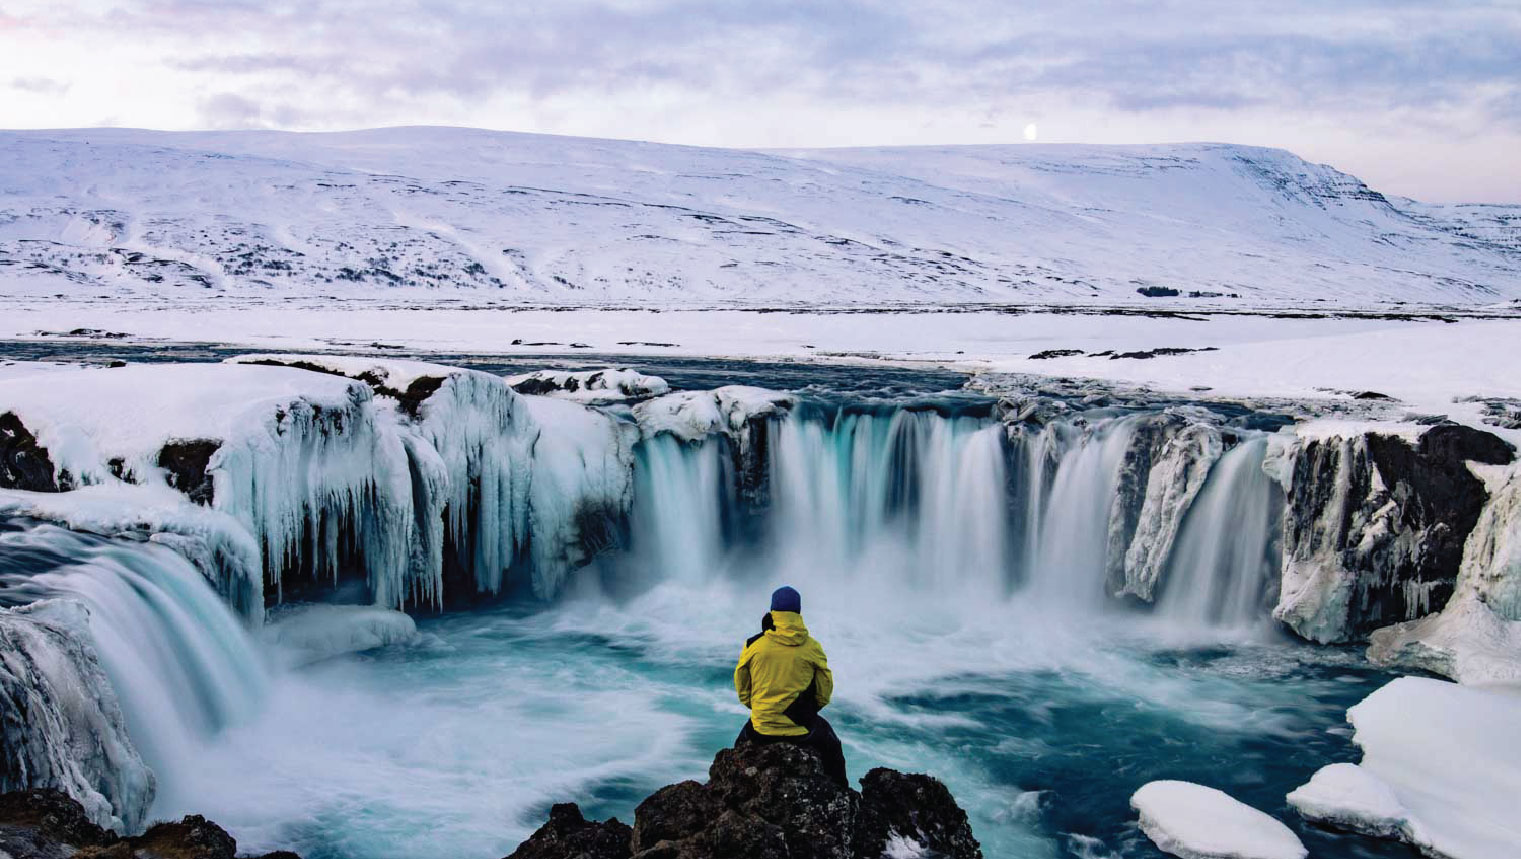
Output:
(765, 611), (810, 646)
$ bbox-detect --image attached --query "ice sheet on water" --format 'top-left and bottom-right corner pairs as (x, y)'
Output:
(1130, 780), (1306, 859)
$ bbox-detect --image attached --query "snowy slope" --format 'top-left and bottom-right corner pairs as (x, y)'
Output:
(1, 127), (1517, 308)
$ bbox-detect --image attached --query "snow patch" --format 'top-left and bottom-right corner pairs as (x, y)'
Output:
(1285, 762), (1412, 841)
(1319, 676), (1521, 859)
(1130, 780), (1306, 859)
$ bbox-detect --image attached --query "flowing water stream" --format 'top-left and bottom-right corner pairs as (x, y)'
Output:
(0, 350), (1412, 859)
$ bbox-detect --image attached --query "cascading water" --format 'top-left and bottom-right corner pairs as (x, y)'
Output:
(0, 525), (268, 818)
(4, 376), (1397, 859)
(1156, 437), (1282, 629)
(623, 405), (1271, 629)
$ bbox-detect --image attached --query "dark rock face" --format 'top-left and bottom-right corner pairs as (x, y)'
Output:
(1281, 423), (1516, 641)
(853, 769), (981, 859)
(0, 790), (300, 859)
(514, 744), (980, 859)
(0, 413), (64, 492)
(0, 789), (113, 858)
(505, 803), (632, 859)
(156, 440), (221, 505)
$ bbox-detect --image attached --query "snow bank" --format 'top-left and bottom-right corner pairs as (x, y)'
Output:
(0, 362), (364, 486)
(1295, 676), (1521, 859)
(0, 599), (154, 832)
(633, 386), (795, 443)
(1130, 781), (1305, 859)
(227, 353), (457, 399)
(1367, 599), (1521, 685)
(507, 368), (670, 403)
(261, 603), (420, 667)
(1285, 763), (1412, 841)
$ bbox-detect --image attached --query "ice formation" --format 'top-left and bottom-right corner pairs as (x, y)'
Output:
(632, 386), (796, 444)
(1366, 463), (1521, 683)
(1273, 423), (1514, 644)
(0, 599), (154, 833)
(1130, 780), (1306, 859)
(261, 604), (420, 667)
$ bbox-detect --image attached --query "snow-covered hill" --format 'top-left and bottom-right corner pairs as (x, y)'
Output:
(1, 126), (1517, 307)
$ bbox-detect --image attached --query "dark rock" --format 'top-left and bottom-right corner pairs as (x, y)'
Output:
(0, 789), (115, 858)
(506, 743), (981, 859)
(126, 814), (237, 859)
(0, 792), (302, 859)
(238, 358), (445, 419)
(1027, 349), (1084, 360)
(1282, 424), (1516, 640)
(1353, 391), (1394, 400)
(1109, 347), (1218, 360)
(504, 803), (631, 859)
(854, 769), (982, 859)
(0, 413), (64, 492)
(156, 440), (220, 505)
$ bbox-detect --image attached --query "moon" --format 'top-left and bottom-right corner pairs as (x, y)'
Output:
(1023, 123), (1039, 141)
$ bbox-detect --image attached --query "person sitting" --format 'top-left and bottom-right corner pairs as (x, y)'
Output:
(733, 585), (847, 786)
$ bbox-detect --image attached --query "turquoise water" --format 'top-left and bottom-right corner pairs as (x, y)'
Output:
(156, 582), (1411, 859)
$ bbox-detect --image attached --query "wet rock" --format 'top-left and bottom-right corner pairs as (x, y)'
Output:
(156, 440), (220, 505)
(516, 743), (980, 859)
(0, 790), (300, 859)
(125, 814), (237, 859)
(0, 789), (114, 858)
(0, 413), (63, 492)
(1276, 424), (1516, 642)
(504, 803), (631, 859)
(853, 769), (981, 859)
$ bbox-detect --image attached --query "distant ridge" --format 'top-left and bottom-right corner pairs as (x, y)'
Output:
(1, 127), (1517, 307)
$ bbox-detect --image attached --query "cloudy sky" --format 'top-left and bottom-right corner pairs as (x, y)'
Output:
(3, 0), (1518, 202)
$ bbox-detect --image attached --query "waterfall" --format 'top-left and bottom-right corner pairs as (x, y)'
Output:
(0, 525), (268, 818)
(1156, 437), (1281, 628)
(621, 405), (1283, 629)
(1022, 416), (1142, 608)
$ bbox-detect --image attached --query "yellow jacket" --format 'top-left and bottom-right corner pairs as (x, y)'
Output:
(734, 611), (834, 737)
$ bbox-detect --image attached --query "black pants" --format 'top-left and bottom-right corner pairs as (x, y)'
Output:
(735, 716), (848, 787)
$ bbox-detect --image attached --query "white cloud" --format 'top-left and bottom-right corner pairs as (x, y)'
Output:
(0, 0), (1518, 201)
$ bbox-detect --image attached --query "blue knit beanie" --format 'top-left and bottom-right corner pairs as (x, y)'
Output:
(770, 586), (801, 614)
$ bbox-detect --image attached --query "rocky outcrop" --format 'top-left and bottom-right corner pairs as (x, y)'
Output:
(1366, 461), (1521, 683)
(507, 744), (981, 859)
(0, 412), (64, 492)
(506, 804), (632, 859)
(1275, 424), (1515, 643)
(0, 789), (300, 859)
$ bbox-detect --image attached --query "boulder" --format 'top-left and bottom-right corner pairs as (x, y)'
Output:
(515, 743), (981, 859)
(853, 769), (981, 859)
(504, 803), (632, 859)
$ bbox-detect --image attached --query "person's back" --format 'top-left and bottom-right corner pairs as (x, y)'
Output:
(733, 586), (847, 785)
